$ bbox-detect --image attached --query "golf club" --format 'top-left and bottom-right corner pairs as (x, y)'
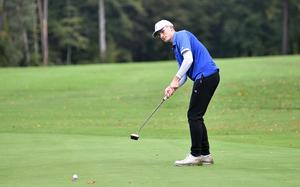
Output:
(130, 95), (168, 140)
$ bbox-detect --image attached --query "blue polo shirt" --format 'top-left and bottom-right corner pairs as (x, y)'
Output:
(172, 30), (219, 81)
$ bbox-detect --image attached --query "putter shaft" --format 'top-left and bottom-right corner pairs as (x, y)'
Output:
(137, 96), (167, 134)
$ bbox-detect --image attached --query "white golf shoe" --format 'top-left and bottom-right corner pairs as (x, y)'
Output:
(174, 154), (202, 166)
(199, 154), (214, 165)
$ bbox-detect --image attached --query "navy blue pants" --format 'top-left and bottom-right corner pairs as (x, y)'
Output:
(188, 72), (220, 156)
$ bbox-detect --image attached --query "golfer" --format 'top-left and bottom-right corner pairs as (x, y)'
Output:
(153, 20), (220, 166)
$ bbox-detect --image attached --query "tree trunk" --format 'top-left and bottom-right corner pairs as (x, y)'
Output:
(33, 0), (39, 64)
(282, 0), (289, 54)
(22, 29), (30, 64)
(37, 0), (48, 66)
(67, 46), (72, 64)
(42, 0), (48, 65)
(0, 0), (4, 32)
(98, 0), (106, 61)
(66, 0), (71, 65)
(16, 2), (30, 65)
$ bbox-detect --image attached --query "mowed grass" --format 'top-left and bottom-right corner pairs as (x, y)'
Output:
(0, 55), (299, 187)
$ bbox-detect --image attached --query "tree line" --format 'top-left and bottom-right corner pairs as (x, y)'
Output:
(0, 0), (299, 67)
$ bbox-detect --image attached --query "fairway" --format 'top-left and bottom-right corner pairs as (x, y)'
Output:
(0, 56), (300, 187)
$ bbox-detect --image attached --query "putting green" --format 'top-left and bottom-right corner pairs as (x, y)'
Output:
(1, 133), (299, 187)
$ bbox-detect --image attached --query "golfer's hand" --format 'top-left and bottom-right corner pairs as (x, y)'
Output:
(165, 86), (175, 98)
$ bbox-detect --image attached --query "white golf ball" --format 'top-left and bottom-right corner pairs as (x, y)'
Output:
(72, 174), (78, 181)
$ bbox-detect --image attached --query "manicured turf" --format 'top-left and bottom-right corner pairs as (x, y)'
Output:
(0, 55), (299, 186)
(0, 133), (299, 187)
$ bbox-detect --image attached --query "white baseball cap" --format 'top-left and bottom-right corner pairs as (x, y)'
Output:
(152, 19), (174, 38)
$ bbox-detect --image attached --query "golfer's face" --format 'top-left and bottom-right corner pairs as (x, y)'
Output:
(159, 27), (173, 42)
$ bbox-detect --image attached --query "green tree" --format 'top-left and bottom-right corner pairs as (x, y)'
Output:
(104, 0), (145, 62)
(50, 0), (88, 64)
(1, 0), (300, 66)
(0, 0), (36, 66)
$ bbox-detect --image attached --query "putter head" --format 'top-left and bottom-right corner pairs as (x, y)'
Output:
(130, 133), (139, 140)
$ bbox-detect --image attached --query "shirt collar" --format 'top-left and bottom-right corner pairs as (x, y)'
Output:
(172, 32), (178, 46)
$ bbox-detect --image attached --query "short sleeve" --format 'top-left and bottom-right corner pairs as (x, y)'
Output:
(176, 32), (191, 54)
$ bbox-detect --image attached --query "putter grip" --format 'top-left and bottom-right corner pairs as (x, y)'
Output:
(163, 95), (168, 101)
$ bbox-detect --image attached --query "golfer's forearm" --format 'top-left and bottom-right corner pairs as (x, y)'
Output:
(176, 50), (193, 79)
(179, 75), (187, 86)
